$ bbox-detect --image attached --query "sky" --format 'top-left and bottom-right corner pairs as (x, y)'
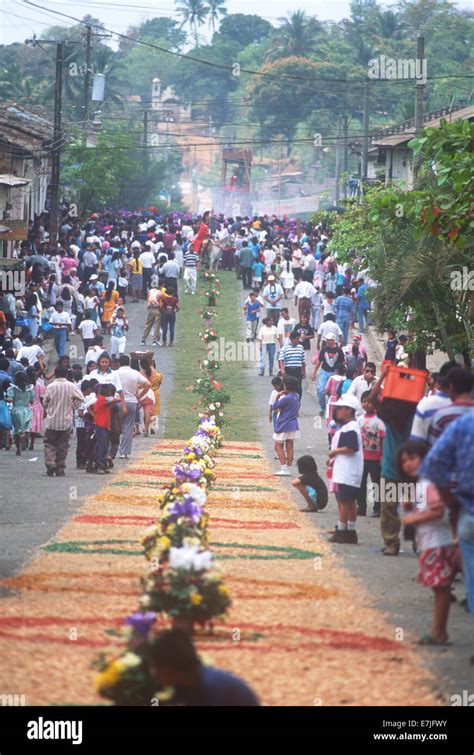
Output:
(1, 0), (470, 46)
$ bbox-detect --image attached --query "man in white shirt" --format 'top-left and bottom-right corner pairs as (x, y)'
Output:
(263, 248), (276, 273)
(139, 246), (156, 297)
(317, 317), (344, 348)
(16, 335), (45, 367)
(162, 254), (180, 294)
(347, 363), (378, 408)
(117, 354), (151, 458)
(302, 251), (316, 272)
(82, 247), (98, 281)
(50, 301), (71, 358)
(85, 337), (106, 368)
(78, 312), (99, 353)
(294, 279), (316, 320)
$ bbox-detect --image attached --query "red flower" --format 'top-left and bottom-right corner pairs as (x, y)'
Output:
(447, 226), (459, 240)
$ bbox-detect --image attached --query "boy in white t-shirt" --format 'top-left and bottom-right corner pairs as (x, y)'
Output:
(78, 311), (99, 353)
(257, 316), (278, 377)
(327, 394), (363, 544)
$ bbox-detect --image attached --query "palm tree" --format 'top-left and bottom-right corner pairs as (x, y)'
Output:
(206, 0), (227, 32)
(266, 10), (321, 61)
(0, 66), (49, 104)
(175, 0), (209, 46)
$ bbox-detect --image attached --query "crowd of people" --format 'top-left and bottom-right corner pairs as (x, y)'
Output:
(0, 206), (473, 653)
(234, 218), (473, 648)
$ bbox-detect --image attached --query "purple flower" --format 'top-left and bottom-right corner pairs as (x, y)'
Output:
(124, 611), (156, 636)
(173, 463), (202, 482)
(167, 495), (203, 524)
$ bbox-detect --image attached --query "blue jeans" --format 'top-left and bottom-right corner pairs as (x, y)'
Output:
(26, 316), (38, 338)
(458, 508), (474, 616)
(337, 317), (350, 345)
(259, 343), (275, 374)
(161, 310), (176, 344)
(53, 328), (67, 357)
(317, 369), (334, 413)
(310, 306), (321, 330)
(357, 306), (369, 333)
(94, 425), (109, 470)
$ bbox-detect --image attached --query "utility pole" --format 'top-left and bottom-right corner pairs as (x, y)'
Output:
(342, 113), (348, 201)
(143, 108), (149, 172)
(413, 35), (425, 180)
(361, 78), (370, 185)
(334, 115), (342, 205)
(50, 41), (63, 245)
(82, 24), (92, 145)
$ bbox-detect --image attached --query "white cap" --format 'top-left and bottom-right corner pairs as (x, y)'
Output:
(131, 241), (141, 249)
(325, 332), (338, 341)
(332, 395), (360, 411)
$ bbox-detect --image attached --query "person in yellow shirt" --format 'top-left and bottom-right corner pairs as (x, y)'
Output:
(128, 248), (143, 302)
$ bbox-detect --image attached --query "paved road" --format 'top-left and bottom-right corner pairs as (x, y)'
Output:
(0, 296), (177, 586)
(236, 281), (472, 704)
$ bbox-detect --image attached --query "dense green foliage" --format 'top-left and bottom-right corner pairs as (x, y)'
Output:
(315, 119), (474, 363)
(1, 2), (472, 154)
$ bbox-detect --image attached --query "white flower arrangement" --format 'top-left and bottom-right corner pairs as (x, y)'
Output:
(120, 652), (142, 670)
(169, 545), (213, 572)
(181, 483), (207, 507)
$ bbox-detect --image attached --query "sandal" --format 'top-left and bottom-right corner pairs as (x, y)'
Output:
(417, 634), (452, 646)
(301, 507), (318, 513)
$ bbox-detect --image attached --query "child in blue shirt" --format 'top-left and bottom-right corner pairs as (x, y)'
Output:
(244, 291), (263, 342)
(272, 375), (300, 476)
(251, 259), (264, 291)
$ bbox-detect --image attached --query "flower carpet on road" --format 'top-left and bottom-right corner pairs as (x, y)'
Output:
(0, 439), (440, 706)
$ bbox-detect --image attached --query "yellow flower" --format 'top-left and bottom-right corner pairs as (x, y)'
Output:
(172, 487), (179, 494)
(186, 453), (196, 461)
(159, 536), (171, 550)
(190, 592), (203, 606)
(218, 585), (230, 597)
(94, 660), (122, 692)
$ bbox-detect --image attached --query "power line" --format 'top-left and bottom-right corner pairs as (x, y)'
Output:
(22, 1), (474, 86)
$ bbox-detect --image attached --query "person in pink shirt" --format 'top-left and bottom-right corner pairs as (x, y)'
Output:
(59, 252), (76, 277)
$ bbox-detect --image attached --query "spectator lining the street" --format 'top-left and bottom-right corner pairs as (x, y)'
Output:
(398, 439), (457, 646)
(272, 375), (301, 477)
(327, 394), (363, 544)
(292, 455), (328, 513)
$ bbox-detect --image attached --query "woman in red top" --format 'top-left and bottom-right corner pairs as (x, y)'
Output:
(192, 210), (210, 255)
(160, 288), (180, 347)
